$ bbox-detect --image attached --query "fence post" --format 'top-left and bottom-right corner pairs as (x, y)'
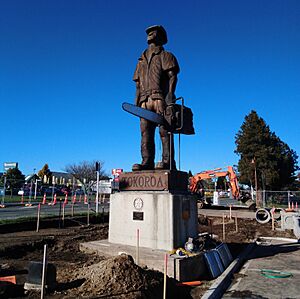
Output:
(263, 190), (266, 207)
(288, 191), (291, 207)
(87, 203), (90, 226)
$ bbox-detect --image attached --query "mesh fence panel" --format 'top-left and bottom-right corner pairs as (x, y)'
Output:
(262, 191), (300, 208)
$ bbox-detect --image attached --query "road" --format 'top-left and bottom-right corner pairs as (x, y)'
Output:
(0, 202), (256, 221)
(0, 201), (109, 221)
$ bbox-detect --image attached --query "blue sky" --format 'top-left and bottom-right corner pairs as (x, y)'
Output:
(1, 0), (299, 176)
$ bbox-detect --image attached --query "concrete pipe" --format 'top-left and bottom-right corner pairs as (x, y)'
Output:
(255, 208), (271, 224)
(197, 200), (204, 209)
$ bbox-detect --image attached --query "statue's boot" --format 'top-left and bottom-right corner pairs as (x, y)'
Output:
(155, 160), (176, 170)
(132, 162), (154, 171)
(133, 121), (155, 171)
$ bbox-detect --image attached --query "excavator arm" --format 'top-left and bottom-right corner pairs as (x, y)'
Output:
(189, 166), (240, 199)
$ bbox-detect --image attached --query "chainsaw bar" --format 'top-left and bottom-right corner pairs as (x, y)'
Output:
(122, 102), (165, 125)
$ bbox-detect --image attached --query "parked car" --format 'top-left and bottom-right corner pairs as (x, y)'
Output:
(18, 188), (33, 196)
(40, 186), (63, 196)
(60, 187), (71, 195)
(75, 189), (85, 195)
(218, 191), (229, 197)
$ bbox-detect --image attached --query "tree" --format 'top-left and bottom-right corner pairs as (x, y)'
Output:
(64, 161), (109, 193)
(0, 168), (25, 196)
(235, 110), (299, 190)
(38, 164), (52, 184)
(216, 176), (227, 190)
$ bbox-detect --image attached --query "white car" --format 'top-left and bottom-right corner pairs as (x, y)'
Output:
(18, 190), (24, 195)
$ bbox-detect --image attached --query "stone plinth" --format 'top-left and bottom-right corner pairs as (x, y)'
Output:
(108, 191), (198, 251)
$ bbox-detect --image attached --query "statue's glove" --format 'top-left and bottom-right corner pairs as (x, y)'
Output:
(134, 97), (140, 106)
(165, 93), (176, 105)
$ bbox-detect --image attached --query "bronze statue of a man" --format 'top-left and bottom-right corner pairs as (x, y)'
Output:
(132, 25), (180, 171)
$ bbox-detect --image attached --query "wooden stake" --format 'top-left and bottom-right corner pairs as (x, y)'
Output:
(87, 203), (90, 226)
(71, 203), (74, 217)
(209, 218), (213, 238)
(62, 202), (65, 221)
(229, 205), (232, 220)
(271, 207), (275, 231)
(136, 229), (140, 265)
(222, 213), (225, 241)
(163, 253), (168, 299)
(36, 204), (41, 232)
(41, 244), (48, 299)
(235, 213), (238, 232)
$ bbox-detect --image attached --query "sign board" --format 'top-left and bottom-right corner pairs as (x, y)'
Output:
(4, 162), (18, 172)
(93, 179), (112, 194)
(213, 191), (219, 205)
(119, 171), (188, 191)
(112, 168), (123, 176)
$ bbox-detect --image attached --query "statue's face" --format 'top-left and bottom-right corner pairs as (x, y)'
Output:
(147, 30), (158, 44)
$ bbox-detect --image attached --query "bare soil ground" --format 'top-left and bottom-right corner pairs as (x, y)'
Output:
(0, 213), (296, 299)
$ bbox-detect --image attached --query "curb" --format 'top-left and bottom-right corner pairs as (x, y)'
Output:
(257, 236), (299, 243)
(201, 242), (256, 299)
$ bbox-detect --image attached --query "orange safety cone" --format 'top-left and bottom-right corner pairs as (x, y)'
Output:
(53, 194), (57, 205)
(84, 194), (88, 204)
(64, 194), (68, 205)
(42, 193), (46, 205)
(72, 194), (76, 204)
(292, 202), (295, 210)
(296, 202), (298, 210)
(288, 201), (291, 209)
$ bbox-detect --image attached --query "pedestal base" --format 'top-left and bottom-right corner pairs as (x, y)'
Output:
(108, 191), (198, 251)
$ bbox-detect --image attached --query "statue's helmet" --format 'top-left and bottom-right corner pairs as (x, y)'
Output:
(145, 25), (168, 45)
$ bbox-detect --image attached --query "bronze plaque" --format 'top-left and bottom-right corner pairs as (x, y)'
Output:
(119, 170), (188, 191)
(133, 211), (144, 221)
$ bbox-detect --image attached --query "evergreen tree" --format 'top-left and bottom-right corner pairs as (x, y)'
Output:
(235, 110), (298, 190)
(0, 168), (25, 196)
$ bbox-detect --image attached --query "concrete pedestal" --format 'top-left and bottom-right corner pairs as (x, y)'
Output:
(108, 191), (198, 251)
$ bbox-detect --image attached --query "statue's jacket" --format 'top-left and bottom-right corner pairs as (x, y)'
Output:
(133, 46), (180, 106)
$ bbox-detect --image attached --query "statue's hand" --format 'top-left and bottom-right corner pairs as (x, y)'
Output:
(165, 93), (175, 105)
(134, 97), (140, 106)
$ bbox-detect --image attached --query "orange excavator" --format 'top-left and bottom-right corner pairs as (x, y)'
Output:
(189, 166), (240, 199)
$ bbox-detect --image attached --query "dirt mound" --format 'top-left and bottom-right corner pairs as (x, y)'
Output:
(67, 254), (189, 299)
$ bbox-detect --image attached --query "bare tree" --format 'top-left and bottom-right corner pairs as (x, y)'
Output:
(64, 160), (108, 193)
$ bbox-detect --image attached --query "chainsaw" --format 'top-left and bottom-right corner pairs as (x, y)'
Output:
(122, 97), (195, 135)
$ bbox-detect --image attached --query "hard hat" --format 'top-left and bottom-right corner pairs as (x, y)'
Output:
(145, 25), (168, 45)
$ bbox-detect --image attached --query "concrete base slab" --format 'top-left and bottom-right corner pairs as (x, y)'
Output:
(80, 239), (208, 282)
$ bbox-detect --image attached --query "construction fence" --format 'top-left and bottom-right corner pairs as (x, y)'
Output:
(258, 190), (300, 208)
(202, 189), (300, 209)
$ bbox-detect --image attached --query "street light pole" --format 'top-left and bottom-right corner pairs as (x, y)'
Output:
(96, 170), (99, 214)
(51, 175), (55, 203)
(34, 179), (41, 201)
(253, 157), (259, 207)
(95, 162), (100, 214)
(1, 175), (6, 206)
(29, 168), (36, 204)
(29, 180), (33, 204)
